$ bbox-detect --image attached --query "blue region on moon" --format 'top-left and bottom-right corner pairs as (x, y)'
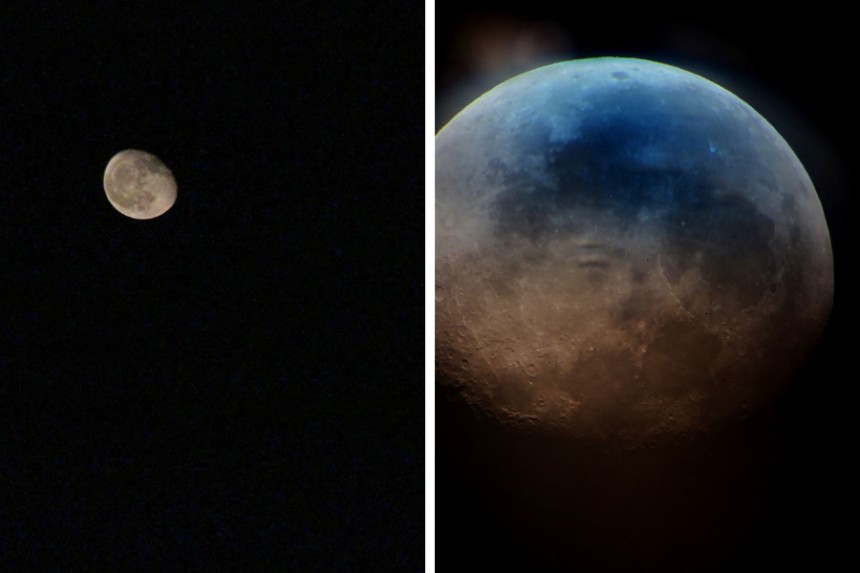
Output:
(486, 71), (795, 310)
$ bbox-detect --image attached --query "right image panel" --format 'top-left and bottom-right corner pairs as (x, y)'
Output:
(435, 6), (852, 572)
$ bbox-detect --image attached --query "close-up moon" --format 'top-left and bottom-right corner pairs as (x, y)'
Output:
(104, 149), (177, 219)
(436, 58), (833, 448)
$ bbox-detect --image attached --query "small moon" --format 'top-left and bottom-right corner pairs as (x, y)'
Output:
(103, 149), (177, 219)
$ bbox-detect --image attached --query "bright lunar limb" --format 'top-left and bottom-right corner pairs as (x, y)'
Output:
(436, 58), (833, 447)
(104, 149), (177, 219)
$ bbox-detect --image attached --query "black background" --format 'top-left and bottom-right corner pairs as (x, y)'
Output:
(437, 4), (855, 572)
(0, 3), (423, 571)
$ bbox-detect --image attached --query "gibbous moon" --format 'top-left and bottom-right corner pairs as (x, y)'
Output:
(104, 149), (177, 219)
(436, 58), (833, 447)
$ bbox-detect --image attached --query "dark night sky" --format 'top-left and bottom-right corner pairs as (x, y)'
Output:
(437, 4), (855, 572)
(0, 3), (423, 571)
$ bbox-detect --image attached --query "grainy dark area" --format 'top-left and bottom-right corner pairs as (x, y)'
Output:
(0, 3), (424, 571)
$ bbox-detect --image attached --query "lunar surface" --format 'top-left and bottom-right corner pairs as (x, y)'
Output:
(436, 58), (833, 447)
(104, 149), (177, 219)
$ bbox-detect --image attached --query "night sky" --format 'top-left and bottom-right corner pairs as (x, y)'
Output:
(437, 4), (855, 572)
(0, 3), (423, 571)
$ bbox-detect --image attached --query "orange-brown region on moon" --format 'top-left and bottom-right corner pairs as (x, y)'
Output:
(436, 58), (833, 449)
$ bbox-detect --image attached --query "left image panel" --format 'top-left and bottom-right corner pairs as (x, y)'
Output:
(0, 3), (424, 571)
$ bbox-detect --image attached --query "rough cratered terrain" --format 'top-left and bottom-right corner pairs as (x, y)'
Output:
(104, 149), (177, 219)
(436, 58), (833, 447)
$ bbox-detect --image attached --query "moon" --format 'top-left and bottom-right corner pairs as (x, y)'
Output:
(104, 149), (177, 219)
(436, 58), (833, 447)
